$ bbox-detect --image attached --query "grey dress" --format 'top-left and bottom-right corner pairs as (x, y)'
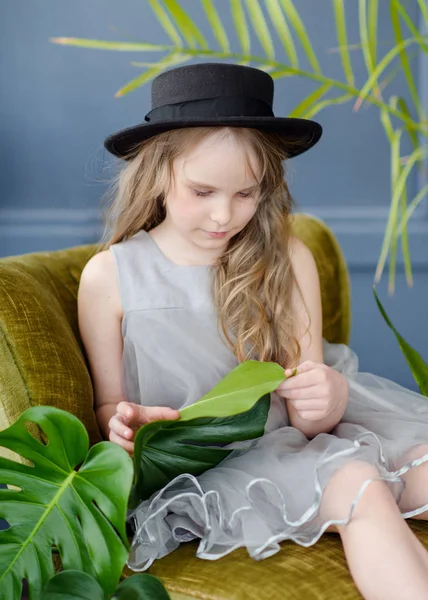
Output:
(110, 229), (428, 572)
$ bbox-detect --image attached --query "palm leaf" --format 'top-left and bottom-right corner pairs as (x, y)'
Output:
(130, 360), (285, 506)
(368, 0), (379, 64)
(49, 38), (170, 52)
(373, 287), (428, 396)
(355, 36), (421, 111)
(115, 52), (190, 97)
(302, 92), (353, 119)
(398, 183), (428, 236)
(202, 0), (230, 52)
(279, 0), (320, 73)
(288, 83), (333, 118)
(41, 570), (170, 600)
(332, 0), (355, 86)
(244, 0), (275, 60)
(0, 407), (133, 599)
(391, 0), (425, 121)
(231, 0), (251, 56)
(375, 144), (428, 283)
(148, 0), (182, 47)
(265, 0), (298, 67)
(162, 0), (208, 49)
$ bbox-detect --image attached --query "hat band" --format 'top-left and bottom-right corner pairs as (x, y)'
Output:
(144, 95), (274, 122)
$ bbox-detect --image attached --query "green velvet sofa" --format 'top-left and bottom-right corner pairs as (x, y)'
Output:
(2, 212), (427, 599)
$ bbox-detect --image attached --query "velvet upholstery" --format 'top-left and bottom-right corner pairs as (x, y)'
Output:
(2, 213), (425, 599)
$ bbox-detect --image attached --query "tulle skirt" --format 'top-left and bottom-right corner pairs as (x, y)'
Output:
(126, 340), (428, 571)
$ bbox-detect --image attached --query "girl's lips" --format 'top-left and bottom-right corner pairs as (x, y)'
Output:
(203, 230), (228, 238)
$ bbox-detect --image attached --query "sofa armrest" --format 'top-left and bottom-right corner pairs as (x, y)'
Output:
(0, 244), (102, 452)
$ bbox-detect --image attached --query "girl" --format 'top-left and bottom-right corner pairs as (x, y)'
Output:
(78, 62), (428, 600)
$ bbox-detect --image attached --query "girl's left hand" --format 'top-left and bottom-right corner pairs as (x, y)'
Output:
(275, 360), (348, 421)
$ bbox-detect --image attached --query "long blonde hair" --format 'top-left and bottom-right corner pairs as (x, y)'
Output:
(97, 126), (310, 368)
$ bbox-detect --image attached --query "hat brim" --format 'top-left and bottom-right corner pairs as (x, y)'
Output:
(104, 116), (322, 160)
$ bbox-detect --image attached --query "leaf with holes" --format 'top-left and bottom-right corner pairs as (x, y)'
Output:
(0, 406), (134, 600)
(130, 360), (286, 507)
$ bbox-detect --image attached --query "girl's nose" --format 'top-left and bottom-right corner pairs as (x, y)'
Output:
(209, 198), (232, 227)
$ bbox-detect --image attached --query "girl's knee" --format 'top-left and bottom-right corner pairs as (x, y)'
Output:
(395, 443), (428, 471)
(320, 460), (386, 525)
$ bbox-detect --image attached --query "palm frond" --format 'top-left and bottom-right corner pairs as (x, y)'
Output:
(244, 0), (275, 59)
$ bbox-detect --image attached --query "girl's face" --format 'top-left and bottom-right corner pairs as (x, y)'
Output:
(163, 130), (261, 254)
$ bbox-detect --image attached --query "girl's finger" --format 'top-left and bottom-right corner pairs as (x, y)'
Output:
(279, 370), (320, 390)
(287, 399), (324, 411)
(116, 401), (134, 422)
(282, 386), (323, 400)
(108, 429), (135, 453)
(140, 405), (180, 423)
(285, 361), (318, 377)
(297, 410), (326, 421)
(109, 414), (134, 439)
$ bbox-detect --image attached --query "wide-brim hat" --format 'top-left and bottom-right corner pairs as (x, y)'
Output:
(104, 62), (322, 160)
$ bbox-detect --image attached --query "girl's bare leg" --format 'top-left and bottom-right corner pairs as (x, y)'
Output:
(320, 460), (428, 600)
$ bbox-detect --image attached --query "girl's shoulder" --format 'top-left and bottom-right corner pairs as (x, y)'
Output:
(79, 249), (124, 319)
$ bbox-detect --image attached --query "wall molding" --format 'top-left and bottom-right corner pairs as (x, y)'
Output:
(1, 206), (427, 270)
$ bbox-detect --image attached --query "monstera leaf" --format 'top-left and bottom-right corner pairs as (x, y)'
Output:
(0, 406), (134, 600)
(40, 570), (170, 599)
(130, 360), (285, 507)
(374, 286), (428, 396)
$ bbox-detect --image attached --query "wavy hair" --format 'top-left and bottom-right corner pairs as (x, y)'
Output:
(97, 127), (310, 368)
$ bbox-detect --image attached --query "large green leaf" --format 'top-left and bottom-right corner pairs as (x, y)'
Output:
(40, 570), (170, 600)
(0, 406), (134, 600)
(373, 286), (428, 396)
(130, 360), (286, 508)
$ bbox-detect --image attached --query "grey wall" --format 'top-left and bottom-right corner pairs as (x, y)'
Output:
(1, 1), (427, 391)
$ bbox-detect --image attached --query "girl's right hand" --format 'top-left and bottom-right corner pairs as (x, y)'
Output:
(108, 401), (180, 456)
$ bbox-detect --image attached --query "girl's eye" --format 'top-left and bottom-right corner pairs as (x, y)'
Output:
(193, 190), (255, 198)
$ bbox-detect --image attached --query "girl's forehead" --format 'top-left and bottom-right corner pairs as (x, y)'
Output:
(176, 131), (260, 177)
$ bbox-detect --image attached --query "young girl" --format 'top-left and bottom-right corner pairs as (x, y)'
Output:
(78, 62), (428, 599)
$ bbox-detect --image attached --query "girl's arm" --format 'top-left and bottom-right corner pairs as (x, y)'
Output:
(77, 250), (127, 439)
(281, 237), (348, 438)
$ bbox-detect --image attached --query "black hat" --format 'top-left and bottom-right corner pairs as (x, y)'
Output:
(104, 62), (322, 160)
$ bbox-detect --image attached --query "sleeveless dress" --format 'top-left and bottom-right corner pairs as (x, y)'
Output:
(110, 229), (428, 572)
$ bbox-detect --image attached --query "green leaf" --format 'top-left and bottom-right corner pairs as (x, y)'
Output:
(41, 570), (105, 600)
(162, 0), (208, 49)
(398, 183), (428, 235)
(265, 0), (298, 68)
(358, 0), (374, 73)
(40, 570), (171, 600)
(130, 360), (285, 507)
(373, 287), (428, 396)
(375, 144), (428, 283)
(202, 0), (230, 52)
(148, 0), (183, 47)
(49, 38), (170, 52)
(0, 406), (133, 599)
(244, 0), (275, 60)
(391, 0), (425, 121)
(288, 83), (333, 118)
(368, 0), (379, 65)
(179, 360), (285, 420)
(279, 0), (321, 73)
(302, 93), (352, 119)
(113, 573), (171, 599)
(332, 0), (355, 86)
(231, 0), (251, 56)
(355, 36), (420, 110)
(115, 52), (190, 97)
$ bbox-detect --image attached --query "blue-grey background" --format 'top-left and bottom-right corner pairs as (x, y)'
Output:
(1, 0), (427, 392)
